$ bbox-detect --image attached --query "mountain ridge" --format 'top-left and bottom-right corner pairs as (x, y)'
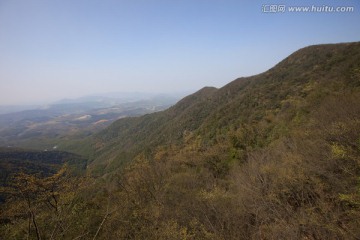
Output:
(89, 41), (360, 173)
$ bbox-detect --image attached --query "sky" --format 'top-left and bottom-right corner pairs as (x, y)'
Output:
(0, 0), (359, 105)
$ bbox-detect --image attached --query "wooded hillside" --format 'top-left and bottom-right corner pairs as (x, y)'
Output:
(1, 42), (360, 239)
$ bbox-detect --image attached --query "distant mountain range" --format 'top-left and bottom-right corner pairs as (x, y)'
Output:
(0, 91), (189, 115)
(0, 93), (185, 150)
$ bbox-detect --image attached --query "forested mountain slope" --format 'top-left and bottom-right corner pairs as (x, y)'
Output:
(84, 42), (360, 240)
(1, 42), (360, 239)
(90, 42), (360, 174)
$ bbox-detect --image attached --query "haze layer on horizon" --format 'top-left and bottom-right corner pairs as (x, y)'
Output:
(0, 0), (359, 105)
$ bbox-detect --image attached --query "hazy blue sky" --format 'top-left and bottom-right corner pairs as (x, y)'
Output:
(0, 0), (359, 105)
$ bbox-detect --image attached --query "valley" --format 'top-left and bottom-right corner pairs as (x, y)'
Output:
(0, 94), (181, 151)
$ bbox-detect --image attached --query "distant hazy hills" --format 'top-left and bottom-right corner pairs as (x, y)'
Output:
(53, 92), (168, 105)
(0, 93), (184, 150)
